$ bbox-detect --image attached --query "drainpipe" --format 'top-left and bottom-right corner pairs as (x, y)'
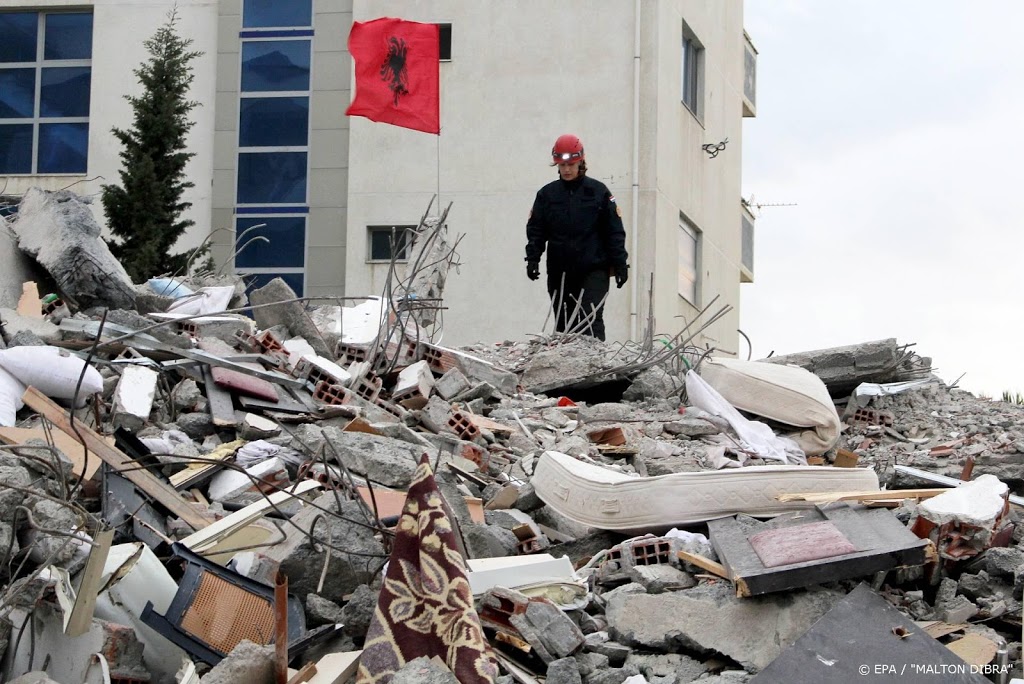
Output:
(630, 0), (641, 340)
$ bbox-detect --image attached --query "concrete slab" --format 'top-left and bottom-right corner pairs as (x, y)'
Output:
(750, 584), (989, 683)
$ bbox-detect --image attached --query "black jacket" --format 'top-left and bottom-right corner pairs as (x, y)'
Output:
(525, 174), (628, 275)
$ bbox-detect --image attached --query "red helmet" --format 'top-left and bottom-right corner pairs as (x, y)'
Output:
(552, 134), (584, 164)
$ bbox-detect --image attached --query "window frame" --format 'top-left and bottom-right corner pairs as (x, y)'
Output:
(0, 10), (92, 175)
(680, 22), (704, 121)
(367, 225), (414, 263)
(678, 213), (702, 306)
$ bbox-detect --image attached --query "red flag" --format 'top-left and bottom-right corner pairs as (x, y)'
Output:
(346, 17), (440, 134)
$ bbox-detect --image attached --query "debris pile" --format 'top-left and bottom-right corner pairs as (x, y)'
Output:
(0, 189), (1022, 684)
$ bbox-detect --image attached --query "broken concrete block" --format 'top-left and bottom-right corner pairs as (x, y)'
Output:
(606, 582), (843, 672)
(422, 343), (518, 394)
(418, 394), (456, 434)
(305, 593), (345, 627)
(546, 657), (584, 684)
(622, 366), (678, 402)
(966, 546), (1024, 580)
(393, 359), (435, 409)
(340, 584), (378, 639)
(390, 656), (460, 684)
(321, 430), (425, 488)
(265, 494), (386, 600)
(627, 564), (696, 593)
(505, 594), (585, 662)
(111, 364), (158, 432)
(463, 523), (520, 559)
(583, 634), (630, 666)
(174, 412), (217, 439)
(237, 412), (281, 440)
(10, 189), (137, 309)
(199, 640), (274, 684)
(910, 474), (1011, 561)
(625, 652), (707, 682)
(249, 277), (332, 356)
(434, 367), (471, 400)
(0, 309), (61, 345)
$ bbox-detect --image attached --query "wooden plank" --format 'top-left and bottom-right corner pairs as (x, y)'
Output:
(676, 549), (729, 579)
(286, 662), (318, 684)
(777, 488), (947, 504)
(65, 528), (114, 637)
(304, 651), (362, 684)
(0, 426), (106, 479)
(916, 621), (967, 639)
(21, 387), (216, 531)
(202, 365), (238, 427)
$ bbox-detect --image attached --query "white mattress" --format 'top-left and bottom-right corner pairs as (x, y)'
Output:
(531, 451), (880, 533)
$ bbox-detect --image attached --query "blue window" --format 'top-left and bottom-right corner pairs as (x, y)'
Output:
(38, 123), (88, 173)
(241, 40), (310, 92)
(237, 152), (307, 204)
(41, 67), (91, 117)
(243, 0), (311, 29)
(0, 13), (38, 62)
(0, 69), (34, 117)
(0, 11), (92, 175)
(0, 124), (32, 173)
(235, 216), (306, 268)
(44, 13), (93, 60)
(239, 97), (308, 147)
(243, 272), (304, 297)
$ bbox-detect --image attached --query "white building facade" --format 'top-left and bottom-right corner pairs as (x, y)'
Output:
(2, 0), (756, 353)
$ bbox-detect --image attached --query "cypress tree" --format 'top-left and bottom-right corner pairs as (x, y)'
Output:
(101, 10), (202, 282)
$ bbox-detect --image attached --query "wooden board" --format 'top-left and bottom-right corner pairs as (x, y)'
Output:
(946, 633), (999, 667)
(202, 365), (238, 427)
(708, 504), (928, 597)
(22, 387), (216, 531)
(0, 426), (107, 479)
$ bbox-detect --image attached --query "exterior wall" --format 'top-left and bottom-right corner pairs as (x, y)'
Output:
(647, 0), (747, 355)
(347, 0), (636, 343)
(345, 0), (747, 350)
(3, 0), (218, 255)
(209, 0), (352, 297)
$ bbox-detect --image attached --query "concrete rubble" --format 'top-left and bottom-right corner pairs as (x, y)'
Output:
(0, 189), (1022, 683)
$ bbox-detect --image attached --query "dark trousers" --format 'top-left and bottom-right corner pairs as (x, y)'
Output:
(547, 268), (610, 341)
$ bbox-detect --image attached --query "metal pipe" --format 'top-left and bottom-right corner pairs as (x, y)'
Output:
(630, 0), (642, 340)
(274, 571), (289, 684)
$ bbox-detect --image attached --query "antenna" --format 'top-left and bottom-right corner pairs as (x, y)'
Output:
(742, 195), (798, 217)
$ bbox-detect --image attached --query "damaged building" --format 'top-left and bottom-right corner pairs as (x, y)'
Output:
(0, 188), (1022, 684)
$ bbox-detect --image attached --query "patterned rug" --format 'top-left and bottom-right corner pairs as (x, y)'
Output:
(356, 455), (499, 683)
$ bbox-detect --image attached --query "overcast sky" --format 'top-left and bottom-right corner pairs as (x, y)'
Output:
(739, 1), (1024, 399)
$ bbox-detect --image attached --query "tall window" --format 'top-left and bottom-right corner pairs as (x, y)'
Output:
(0, 11), (93, 174)
(235, 0), (312, 296)
(678, 214), (702, 305)
(680, 23), (703, 119)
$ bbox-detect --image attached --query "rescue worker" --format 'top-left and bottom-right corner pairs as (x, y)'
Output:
(525, 134), (629, 341)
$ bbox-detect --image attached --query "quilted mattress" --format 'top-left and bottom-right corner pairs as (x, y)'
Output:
(531, 450), (880, 533)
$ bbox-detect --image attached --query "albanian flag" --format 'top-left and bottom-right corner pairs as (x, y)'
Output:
(346, 17), (440, 134)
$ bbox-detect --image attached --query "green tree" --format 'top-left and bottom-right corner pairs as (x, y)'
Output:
(101, 10), (202, 282)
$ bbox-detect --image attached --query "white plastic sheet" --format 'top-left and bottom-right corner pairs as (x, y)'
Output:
(166, 285), (235, 316)
(685, 369), (806, 466)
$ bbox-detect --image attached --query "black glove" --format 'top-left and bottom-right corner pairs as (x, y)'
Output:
(527, 261), (540, 281)
(614, 264), (629, 289)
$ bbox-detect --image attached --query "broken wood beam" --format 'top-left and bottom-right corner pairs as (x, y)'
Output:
(777, 488), (948, 505)
(22, 386), (216, 531)
(676, 549), (729, 580)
